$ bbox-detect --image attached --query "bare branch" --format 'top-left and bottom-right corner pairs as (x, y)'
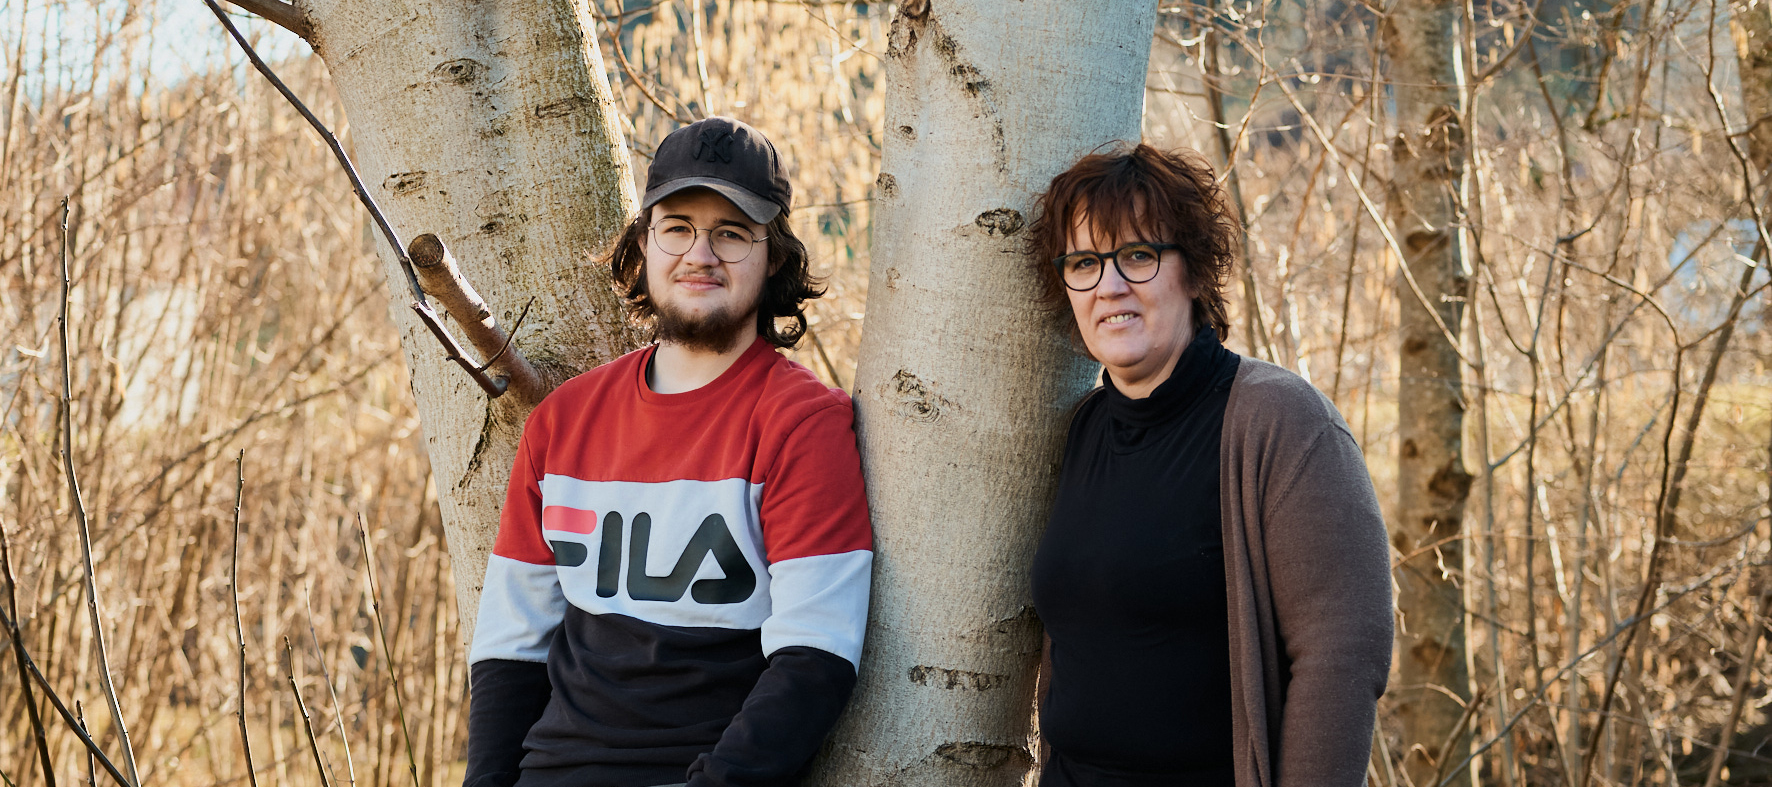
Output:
(591, 0), (695, 123)
(302, 588), (356, 787)
(0, 601), (131, 787)
(1273, 78), (1478, 369)
(199, 0), (515, 399)
(230, 452), (260, 787)
(0, 517), (55, 787)
(285, 638), (334, 787)
(222, 0), (313, 44)
(59, 198), (140, 787)
(1580, 246), (1764, 787)
(358, 517), (422, 787)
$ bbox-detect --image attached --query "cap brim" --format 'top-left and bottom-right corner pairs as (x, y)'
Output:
(641, 177), (782, 224)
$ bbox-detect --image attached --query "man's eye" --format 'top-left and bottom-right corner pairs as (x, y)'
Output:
(715, 228), (749, 242)
(661, 224), (694, 235)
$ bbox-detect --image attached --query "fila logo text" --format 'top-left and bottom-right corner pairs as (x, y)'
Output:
(550, 511), (756, 605)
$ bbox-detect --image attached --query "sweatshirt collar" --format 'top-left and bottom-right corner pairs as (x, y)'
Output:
(634, 335), (774, 406)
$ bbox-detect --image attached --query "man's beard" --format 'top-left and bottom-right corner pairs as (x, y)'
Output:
(653, 295), (758, 354)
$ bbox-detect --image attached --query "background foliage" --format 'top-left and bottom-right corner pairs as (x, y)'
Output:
(1, 0), (1768, 784)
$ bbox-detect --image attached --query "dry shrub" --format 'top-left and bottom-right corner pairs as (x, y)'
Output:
(0, 14), (459, 787)
(3, 0), (1771, 785)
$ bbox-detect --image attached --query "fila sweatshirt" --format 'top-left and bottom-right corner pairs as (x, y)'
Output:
(464, 337), (873, 787)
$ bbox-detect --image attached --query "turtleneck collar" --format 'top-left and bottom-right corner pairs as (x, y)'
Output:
(1100, 324), (1235, 430)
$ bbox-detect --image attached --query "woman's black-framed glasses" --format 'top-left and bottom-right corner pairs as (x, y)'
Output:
(650, 217), (768, 263)
(1052, 242), (1181, 291)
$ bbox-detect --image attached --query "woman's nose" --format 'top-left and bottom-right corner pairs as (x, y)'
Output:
(1095, 259), (1132, 295)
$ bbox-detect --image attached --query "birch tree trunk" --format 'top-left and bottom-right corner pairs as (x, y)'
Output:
(807, 2), (1156, 784)
(288, 0), (641, 632)
(1382, 1), (1475, 783)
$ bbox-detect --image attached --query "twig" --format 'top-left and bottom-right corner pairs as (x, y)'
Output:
(476, 298), (535, 373)
(1704, 588), (1771, 786)
(285, 638), (334, 787)
(1578, 245), (1764, 787)
(1470, 0), (1546, 86)
(805, 324), (846, 391)
(1579, 0), (1634, 131)
(1273, 79), (1477, 369)
(1702, 403), (1772, 787)
(60, 198), (140, 787)
(1692, 0), (1772, 256)
(358, 516), (422, 787)
(591, 0), (695, 123)
(0, 517), (55, 787)
(1329, 59), (1380, 401)
(1437, 555), (1746, 785)
(78, 701), (95, 787)
(303, 587), (356, 787)
(230, 452), (260, 787)
(1181, 18), (1274, 362)
(1372, 723), (1399, 787)
(1431, 685), (1488, 787)
(0, 601), (132, 787)
(198, 0), (518, 399)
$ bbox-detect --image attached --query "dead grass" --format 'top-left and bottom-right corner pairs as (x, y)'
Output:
(1, 0), (1769, 785)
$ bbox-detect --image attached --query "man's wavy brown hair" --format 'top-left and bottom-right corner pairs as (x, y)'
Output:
(1028, 142), (1238, 339)
(607, 201), (823, 349)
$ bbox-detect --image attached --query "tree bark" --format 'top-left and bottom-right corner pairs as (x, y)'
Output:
(1382, 1), (1475, 784)
(292, 0), (642, 632)
(806, 2), (1156, 785)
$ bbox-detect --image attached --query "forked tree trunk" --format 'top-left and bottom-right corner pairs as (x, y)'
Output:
(290, 0), (641, 631)
(1382, 0), (1475, 784)
(807, 2), (1156, 784)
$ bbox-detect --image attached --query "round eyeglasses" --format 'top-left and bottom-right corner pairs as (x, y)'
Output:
(650, 217), (768, 263)
(1052, 242), (1181, 291)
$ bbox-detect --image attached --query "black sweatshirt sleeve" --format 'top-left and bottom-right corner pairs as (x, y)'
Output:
(682, 646), (857, 787)
(464, 659), (553, 787)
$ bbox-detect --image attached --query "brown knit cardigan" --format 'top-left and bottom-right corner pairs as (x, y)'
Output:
(1221, 358), (1394, 787)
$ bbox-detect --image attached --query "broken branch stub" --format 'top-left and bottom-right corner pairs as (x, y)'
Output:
(201, 0), (537, 403)
(408, 234), (545, 405)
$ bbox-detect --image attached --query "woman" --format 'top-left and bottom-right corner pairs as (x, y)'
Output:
(1028, 143), (1393, 787)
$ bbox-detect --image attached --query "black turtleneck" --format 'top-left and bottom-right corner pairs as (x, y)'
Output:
(1030, 326), (1241, 786)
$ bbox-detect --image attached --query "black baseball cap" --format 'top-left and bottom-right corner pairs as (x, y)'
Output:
(641, 117), (792, 225)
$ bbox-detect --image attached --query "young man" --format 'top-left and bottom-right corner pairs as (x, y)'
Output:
(463, 117), (872, 787)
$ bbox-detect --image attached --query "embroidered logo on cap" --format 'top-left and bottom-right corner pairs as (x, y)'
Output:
(693, 128), (734, 164)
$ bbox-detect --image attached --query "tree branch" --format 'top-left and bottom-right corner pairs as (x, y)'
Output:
(407, 235), (547, 405)
(224, 0), (313, 44)
(60, 199), (141, 787)
(230, 451), (261, 787)
(0, 517), (55, 787)
(0, 600), (132, 787)
(202, 0), (523, 400)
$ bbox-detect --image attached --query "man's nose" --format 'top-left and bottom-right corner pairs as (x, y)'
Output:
(682, 230), (720, 265)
